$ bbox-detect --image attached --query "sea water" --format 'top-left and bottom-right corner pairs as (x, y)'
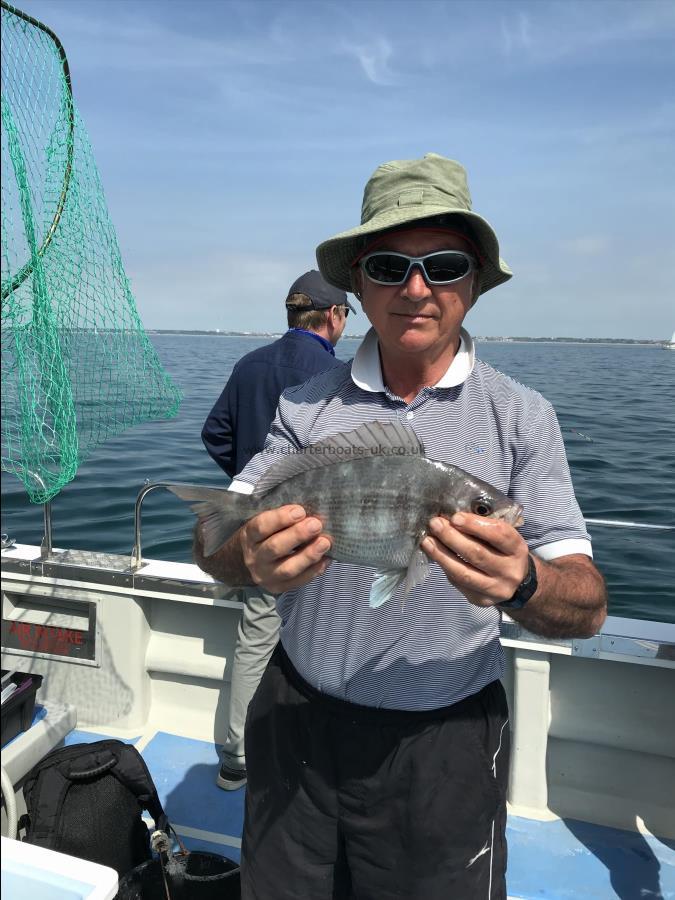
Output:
(1, 336), (673, 622)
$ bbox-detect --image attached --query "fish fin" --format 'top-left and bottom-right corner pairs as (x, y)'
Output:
(167, 485), (255, 556)
(253, 421), (426, 497)
(168, 484), (230, 504)
(401, 548), (430, 600)
(368, 568), (407, 609)
(369, 552), (429, 609)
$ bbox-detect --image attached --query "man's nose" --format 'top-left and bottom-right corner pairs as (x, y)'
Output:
(402, 264), (431, 302)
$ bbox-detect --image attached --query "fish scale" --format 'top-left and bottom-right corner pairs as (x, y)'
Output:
(268, 457), (432, 567)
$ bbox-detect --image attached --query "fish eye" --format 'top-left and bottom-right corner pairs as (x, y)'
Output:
(471, 496), (493, 517)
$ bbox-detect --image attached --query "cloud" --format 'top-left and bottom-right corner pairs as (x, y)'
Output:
(501, 11), (533, 57)
(341, 37), (397, 86)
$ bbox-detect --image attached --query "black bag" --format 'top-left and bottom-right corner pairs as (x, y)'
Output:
(19, 739), (169, 877)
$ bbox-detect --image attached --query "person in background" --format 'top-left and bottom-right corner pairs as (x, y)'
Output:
(195, 154), (607, 897)
(201, 269), (354, 789)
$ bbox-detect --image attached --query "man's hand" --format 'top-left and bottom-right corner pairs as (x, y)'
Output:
(194, 504), (332, 594)
(421, 512), (529, 607)
(420, 511), (608, 639)
(240, 505), (332, 593)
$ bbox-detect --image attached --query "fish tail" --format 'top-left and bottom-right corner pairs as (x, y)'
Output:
(167, 485), (256, 556)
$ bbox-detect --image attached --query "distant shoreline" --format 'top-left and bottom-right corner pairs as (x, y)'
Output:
(147, 330), (666, 346)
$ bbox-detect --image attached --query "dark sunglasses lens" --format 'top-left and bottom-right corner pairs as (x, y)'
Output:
(343, 307), (349, 317)
(364, 254), (410, 283)
(423, 253), (471, 283)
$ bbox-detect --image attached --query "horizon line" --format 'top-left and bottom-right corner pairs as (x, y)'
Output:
(145, 330), (668, 344)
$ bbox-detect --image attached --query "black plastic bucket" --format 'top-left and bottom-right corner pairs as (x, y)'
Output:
(116, 851), (240, 900)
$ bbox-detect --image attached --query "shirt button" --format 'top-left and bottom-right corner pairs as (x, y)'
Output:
(406, 411), (414, 420)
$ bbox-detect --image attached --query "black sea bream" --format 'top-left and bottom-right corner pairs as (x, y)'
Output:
(170, 421), (524, 608)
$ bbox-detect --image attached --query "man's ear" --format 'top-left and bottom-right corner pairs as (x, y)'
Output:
(326, 305), (342, 331)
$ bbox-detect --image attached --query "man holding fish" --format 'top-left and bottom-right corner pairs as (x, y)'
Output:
(183, 153), (608, 899)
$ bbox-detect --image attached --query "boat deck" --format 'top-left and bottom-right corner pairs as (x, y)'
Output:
(2, 549), (674, 897)
(30, 717), (670, 900)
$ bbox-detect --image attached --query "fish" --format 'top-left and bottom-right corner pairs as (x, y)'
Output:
(169, 421), (524, 609)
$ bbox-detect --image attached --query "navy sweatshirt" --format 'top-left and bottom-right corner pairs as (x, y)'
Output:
(202, 330), (345, 478)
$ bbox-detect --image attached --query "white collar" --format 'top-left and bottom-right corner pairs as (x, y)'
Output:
(351, 327), (475, 393)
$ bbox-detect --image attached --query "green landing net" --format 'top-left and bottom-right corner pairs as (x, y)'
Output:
(1, 2), (182, 504)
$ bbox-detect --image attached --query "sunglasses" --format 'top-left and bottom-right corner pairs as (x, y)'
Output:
(360, 250), (476, 286)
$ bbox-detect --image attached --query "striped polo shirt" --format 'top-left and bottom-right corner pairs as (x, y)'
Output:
(232, 328), (591, 711)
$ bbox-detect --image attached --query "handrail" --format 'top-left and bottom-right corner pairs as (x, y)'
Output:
(25, 471), (54, 559)
(0, 764), (18, 839)
(585, 518), (674, 531)
(130, 481), (168, 571)
(130, 480), (227, 572)
(128, 481), (674, 573)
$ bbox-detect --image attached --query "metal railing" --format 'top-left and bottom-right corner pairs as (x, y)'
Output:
(129, 484), (674, 571)
(130, 480), (226, 572)
(2, 482), (673, 573)
(584, 518), (674, 531)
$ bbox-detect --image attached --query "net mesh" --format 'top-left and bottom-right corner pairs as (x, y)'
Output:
(1, 2), (181, 504)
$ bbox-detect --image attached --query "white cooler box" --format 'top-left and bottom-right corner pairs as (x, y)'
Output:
(1, 836), (118, 900)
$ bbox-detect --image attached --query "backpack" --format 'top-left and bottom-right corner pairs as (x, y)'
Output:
(19, 739), (170, 877)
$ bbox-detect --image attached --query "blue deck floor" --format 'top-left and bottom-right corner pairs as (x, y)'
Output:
(62, 726), (675, 899)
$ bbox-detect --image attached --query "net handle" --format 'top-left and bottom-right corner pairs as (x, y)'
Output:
(1, 0), (75, 301)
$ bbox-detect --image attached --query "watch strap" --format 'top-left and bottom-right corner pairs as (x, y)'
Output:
(498, 553), (538, 610)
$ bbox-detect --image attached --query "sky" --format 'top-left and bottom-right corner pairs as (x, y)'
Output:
(10, 0), (675, 339)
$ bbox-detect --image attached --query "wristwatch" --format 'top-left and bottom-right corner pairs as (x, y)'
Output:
(498, 554), (538, 610)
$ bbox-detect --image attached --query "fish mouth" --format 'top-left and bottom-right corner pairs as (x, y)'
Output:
(494, 504), (525, 527)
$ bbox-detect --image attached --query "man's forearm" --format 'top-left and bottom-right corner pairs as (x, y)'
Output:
(508, 554), (607, 639)
(193, 523), (254, 586)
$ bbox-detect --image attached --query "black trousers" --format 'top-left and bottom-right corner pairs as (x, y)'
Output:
(242, 645), (510, 900)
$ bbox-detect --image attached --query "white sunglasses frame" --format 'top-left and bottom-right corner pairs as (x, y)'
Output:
(359, 250), (477, 286)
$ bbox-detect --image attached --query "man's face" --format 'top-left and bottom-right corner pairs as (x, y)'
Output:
(355, 229), (475, 362)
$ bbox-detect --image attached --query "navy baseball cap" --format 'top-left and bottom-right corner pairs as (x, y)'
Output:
(285, 270), (356, 313)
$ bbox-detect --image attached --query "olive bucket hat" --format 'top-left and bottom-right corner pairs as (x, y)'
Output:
(316, 153), (512, 296)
